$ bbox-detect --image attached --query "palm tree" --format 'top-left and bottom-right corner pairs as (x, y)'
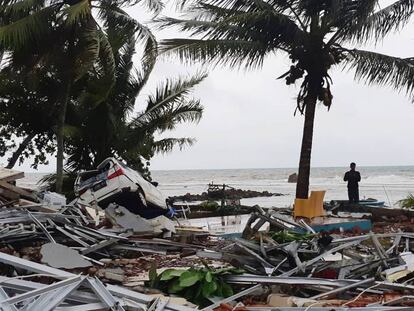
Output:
(158, 0), (414, 199)
(0, 0), (160, 192)
(64, 36), (206, 177)
(40, 36), (205, 196)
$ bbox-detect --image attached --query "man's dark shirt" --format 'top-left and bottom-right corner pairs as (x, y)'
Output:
(344, 170), (361, 189)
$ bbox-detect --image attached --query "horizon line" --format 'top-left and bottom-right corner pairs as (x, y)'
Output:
(151, 164), (414, 171)
(17, 163), (414, 174)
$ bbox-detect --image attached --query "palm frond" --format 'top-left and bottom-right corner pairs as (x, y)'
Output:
(160, 38), (268, 69)
(97, 3), (137, 42)
(97, 29), (116, 81)
(134, 32), (157, 95)
(151, 137), (195, 154)
(73, 21), (100, 80)
(110, 37), (141, 113)
(156, 16), (226, 35)
(135, 20), (157, 46)
(338, 0), (414, 43)
(116, 37), (136, 79)
(0, 0), (45, 16)
(158, 5), (305, 68)
(204, 0), (289, 14)
(97, 3), (156, 50)
(399, 193), (414, 209)
(158, 7), (303, 43)
(345, 49), (414, 99)
(160, 99), (203, 129)
(325, 0), (377, 28)
(0, 6), (55, 48)
(136, 99), (203, 132)
(135, 0), (164, 15)
(64, 0), (91, 26)
(143, 71), (207, 116)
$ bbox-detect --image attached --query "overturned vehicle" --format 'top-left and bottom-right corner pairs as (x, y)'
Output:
(74, 157), (169, 218)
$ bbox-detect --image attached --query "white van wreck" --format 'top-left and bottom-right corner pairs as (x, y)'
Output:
(74, 157), (169, 218)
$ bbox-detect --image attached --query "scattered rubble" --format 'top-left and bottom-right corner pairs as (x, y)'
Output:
(40, 242), (92, 269)
(105, 203), (154, 234)
(0, 167), (414, 310)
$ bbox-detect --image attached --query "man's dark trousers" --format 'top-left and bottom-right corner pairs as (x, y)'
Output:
(348, 187), (359, 203)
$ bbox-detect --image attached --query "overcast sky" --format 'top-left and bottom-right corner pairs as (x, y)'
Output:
(3, 1), (414, 172)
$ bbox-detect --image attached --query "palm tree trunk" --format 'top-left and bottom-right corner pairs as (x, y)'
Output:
(6, 133), (36, 169)
(55, 81), (72, 193)
(295, 93), (317, 199)
(295, 15), (322, 200)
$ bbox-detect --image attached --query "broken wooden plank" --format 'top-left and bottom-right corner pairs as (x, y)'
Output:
(0, 181), (37, 202)
(0, 168), (24, 182)
(0, 187), (20, 200)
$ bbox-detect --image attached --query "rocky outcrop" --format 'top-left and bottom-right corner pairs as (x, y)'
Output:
(170, 188), (283, 202)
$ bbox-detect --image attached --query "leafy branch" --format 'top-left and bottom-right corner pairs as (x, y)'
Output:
(147, 265), (243, 307)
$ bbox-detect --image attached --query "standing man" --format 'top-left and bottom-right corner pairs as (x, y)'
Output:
(344, 162), (361, 204)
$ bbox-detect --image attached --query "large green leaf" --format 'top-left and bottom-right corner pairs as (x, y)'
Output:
(179, 271), (202, 287)
(205, 271), (213, 282)
(160, 269), (186, 281)
(168, 279), (184, 293)
(201, 280), (218, 298)
(221, 283), (233, 297)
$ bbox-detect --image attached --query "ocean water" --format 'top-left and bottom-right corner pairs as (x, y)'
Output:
(18, 166), (414, 208)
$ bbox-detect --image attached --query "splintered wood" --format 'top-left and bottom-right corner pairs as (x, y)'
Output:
(0, 167), (30, 204)
(0, 167), (24, 182)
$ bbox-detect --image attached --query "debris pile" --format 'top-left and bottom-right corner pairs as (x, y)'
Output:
(0, 167), (414, 310)
(193, 209), (414, 309)
(0, 167), (217, 309)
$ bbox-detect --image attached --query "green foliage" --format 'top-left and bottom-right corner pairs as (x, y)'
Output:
(0, 0), (206, 182)
(270, 231), (315, 243)
(64, 36), (206, 176)
(64, 0), (91, 26)
(199, 200), (219, 210)
(148, 266), (243, 307)
(399, 193), (414, 209)
(0, 0), (162, 190)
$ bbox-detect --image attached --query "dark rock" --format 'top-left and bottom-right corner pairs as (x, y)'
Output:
(288, 173), (298, 183)
(170, 187), (283, 202)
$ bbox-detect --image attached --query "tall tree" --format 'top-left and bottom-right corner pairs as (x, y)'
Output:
(40, 36), (206, 197)
(158, 0), (414, 199)
(0, 0), (159, 192)
(65, 36), (206, 177)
